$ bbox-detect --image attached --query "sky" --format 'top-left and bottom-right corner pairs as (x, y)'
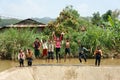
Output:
(0, 0), (120, 19)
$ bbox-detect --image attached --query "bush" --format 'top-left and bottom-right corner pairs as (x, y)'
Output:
(0, 28), (45, 60)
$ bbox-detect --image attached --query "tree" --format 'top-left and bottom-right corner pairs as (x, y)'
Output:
(91, 12), (101, 26)
(112, 9), (120, 20)
(47, 5), (80, 34)
(111, 9), (120, 27)
(0, 16), (1, 22)
(102, 10), (112, 22)
(57, 5), (80, 29)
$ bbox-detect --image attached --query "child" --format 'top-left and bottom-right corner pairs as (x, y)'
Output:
(64, 38), (71, 62)
(26, 49), (33, 66)
(42, 40), (48, 58)
(48, 40), (54, 63)
(33, 38), (41, 59)
(52, 32), (63, 63)
(78, 44), (89, 63)
(94, 47), (102, 66)
(79, 45), (88, 63)
(18, 49), (25, 67)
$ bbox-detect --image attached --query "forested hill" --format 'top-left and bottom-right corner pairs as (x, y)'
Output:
(32, 17), (55, 24)
(0, 18), (20, 27)
(0, 16), (55, 27)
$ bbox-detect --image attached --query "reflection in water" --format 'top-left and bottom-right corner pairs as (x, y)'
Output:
(0, 58), (120, 72)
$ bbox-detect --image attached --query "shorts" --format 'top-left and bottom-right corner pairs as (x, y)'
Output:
(79, 53), (86, 58)
(34, 49), (40, 57)
(65, 48), (70, 55)
(43, 49), (48, 56)
(48, 51), (54, 59)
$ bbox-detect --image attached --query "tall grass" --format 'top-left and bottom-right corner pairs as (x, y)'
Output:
(0, 25), (119, 59)
(0, 28), (44, 60)
(62, 25), (119, 58)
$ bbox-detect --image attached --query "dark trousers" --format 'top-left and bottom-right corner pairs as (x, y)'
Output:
(56, 48), (61, 62)
(27, 58), (32, 66)
(34, 49), (40, 58)
(48, 51), (54, 59)
(65, 48), (70, 55)
(95, 54), (101, 66)
(19, 58), (24, 67)
(79, 53), (87, 63)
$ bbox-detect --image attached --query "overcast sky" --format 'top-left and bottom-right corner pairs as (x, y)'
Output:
(0, 0), (120, 19)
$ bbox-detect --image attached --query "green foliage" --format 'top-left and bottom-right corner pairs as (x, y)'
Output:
(0, 19), (20, 26)
(108, 15), (114, 26)
(0, 6), (120, 59)
(91, 12), (101, 25)
(0, 16), (1, 22)
(108, 17), (120, 52)
(61, 23), (120, 57)
(48, 5), (80, 35)
(102, 10), (112, 22)
(0, 28), (44, 59)
(46, 7), (120, 58)
(112, 9), (120, 21)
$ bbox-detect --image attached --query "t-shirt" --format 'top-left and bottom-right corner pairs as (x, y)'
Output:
(48, 43), (54, 52)
(18, 52), (25, 60)
(54, 35), (63, 48)
(42, 42), (48, 49)
(56, 41), (61, 48)
(34, 41), (40, 50)
(79, 46), (88, 54)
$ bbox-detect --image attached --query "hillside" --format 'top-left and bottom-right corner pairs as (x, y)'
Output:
(0, 18), (20, 27)
(0, 17), (55, 27)
(32, 17), (55, 24)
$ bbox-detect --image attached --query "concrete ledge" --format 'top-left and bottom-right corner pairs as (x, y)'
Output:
(0, 65), (120, 80)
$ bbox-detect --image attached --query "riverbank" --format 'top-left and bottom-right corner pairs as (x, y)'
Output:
(0, 65), (120, 80)
(0, 58), (120, 72)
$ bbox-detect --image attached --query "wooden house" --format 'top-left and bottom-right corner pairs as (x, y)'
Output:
(0, 18), (47, 32)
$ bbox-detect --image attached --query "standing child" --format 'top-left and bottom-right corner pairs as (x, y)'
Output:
(94, 47), (102, 66)
(64, 38), (71, 62)
(18, 49), (25, 67)
(52, 32), (63, 63)
(42, 40), (48, 57)
(48, 40), (54, 63)
(26, 49), (33, 66)
(33, 38), (41, 59)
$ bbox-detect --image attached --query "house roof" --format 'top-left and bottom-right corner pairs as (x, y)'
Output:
(3, 18), (47, 28)
(14, 18), (45, 25)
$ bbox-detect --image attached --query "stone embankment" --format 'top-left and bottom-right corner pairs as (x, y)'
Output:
(0, 64), (120, 80)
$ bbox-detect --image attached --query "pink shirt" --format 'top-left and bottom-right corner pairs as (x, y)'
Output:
(56, 41), (61, 48)
(54, 35), (63, 48)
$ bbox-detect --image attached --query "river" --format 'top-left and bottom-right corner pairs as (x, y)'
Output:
(0, 58), (120, 72)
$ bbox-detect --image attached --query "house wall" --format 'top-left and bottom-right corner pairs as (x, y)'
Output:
(0, 27), (45, 33)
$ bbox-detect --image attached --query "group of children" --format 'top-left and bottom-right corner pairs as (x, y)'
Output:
(18, 49), (33, 67)
(18, 32), (102, 67)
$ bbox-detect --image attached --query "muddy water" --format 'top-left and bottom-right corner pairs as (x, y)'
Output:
(0, 58), (120, 72)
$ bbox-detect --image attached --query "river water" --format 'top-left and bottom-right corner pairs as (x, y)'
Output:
(0, 58), (120, 72)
